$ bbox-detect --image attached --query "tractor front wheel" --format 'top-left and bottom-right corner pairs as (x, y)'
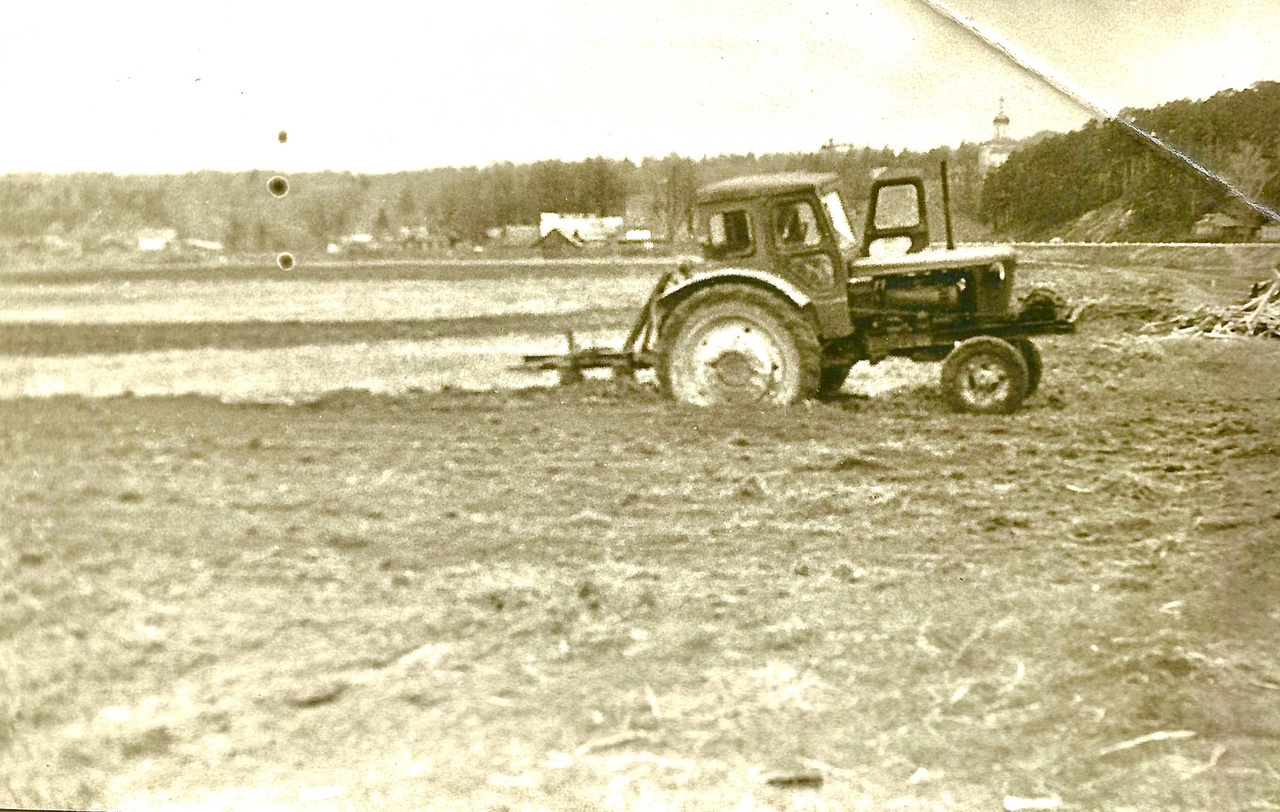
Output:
(940, 336), (1030, 414)
(1010, 338), (1043, 396)
(658, 283), (821, 406)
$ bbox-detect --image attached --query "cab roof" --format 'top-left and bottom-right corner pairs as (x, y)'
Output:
(696, 172), (839, 205)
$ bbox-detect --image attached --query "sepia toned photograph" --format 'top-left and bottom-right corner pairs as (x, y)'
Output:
(2, 1), (1278, 809)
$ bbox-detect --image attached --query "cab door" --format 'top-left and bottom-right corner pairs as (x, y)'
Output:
(861, 176), (929, 257)
(771, 197), (840, 291)
(770, 196), (849, 336)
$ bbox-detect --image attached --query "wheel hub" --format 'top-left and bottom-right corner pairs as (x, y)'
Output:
(961, 358), (1012, 406)
(692, 320), (779, 401)
(710, 350), (762, 388)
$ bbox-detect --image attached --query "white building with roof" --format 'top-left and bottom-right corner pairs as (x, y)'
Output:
(539, 212), (624, 243)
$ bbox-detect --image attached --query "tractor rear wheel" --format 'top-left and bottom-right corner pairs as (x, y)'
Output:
(1010, 338), (1043, 396)
(940, 336), (1029, 414)
(817, 364), (853, 399)
(658, 283), (821, 406)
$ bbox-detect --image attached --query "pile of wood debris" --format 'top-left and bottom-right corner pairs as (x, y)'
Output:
(1149, 270), (1280, 339)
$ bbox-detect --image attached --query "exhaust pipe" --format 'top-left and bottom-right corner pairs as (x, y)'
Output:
(941, 160), (956, 250)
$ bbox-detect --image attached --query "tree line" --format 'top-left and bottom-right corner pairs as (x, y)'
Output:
(0, 144), (990, 253)
(981, 81), (1280, 240)
(6, 82), (1276, 252)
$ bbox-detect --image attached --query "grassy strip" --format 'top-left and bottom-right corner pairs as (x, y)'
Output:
(0, 308), (638, 357)
(0, 259), (677, 286)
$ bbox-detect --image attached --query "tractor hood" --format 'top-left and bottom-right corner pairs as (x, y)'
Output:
(851, 244), (1016, 277)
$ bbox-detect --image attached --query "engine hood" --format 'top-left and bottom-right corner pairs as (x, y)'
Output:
(851, 244), (1016, 277)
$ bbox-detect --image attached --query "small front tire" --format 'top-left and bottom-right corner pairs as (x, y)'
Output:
(1010, 338), (1042, 396)
(940, 336), (1030, 414)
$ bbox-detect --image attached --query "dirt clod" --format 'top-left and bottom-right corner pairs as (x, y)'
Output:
(762, 770), (824, 789)
(287, 680), (349, 709)
(735, 474), (768, 499)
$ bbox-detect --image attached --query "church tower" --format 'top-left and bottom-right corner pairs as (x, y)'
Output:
(993, 98), (1010, 141)
(980, 98), (1015, 175)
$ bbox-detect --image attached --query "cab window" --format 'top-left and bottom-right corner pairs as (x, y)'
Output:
(821, 190), (858, 249)
(774, 200), (823, 248)
(706, 209), (752, 256)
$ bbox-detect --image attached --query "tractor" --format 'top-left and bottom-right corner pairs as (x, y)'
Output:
(525, 168), (1077, 413)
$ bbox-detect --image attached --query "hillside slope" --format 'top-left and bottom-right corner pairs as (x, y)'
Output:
(982, 82), (1280, 241)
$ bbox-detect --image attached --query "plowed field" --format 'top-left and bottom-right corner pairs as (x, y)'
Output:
(2, 254), (1279, 810)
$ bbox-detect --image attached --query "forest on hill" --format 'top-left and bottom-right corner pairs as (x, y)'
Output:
(981, 81), (1280, 241)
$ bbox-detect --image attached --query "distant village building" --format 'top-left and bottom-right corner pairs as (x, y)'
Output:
(539, 212), (624, 244)
(485, 224), (539, 248)
(137, 228), (177, 252)
(979, 99), (1016, 175)
(1193, 212), (1252, 242)
(96, 235), (134, 253)
(1258, 220), (1280, 242)
(618, 228), (656, 255)
(533, 228), (586, 258)
(331, 233), (376, 254)
(399, 225), (450, 252)
(183, 238), (224, 252)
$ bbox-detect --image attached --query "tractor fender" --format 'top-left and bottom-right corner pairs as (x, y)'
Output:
(656, 267), (812, 317)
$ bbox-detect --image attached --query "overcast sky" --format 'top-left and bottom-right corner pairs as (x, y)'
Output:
(1, 0), (1277, 174)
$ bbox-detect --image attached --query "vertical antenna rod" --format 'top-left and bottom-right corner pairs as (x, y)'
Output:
(940, 160), (956, 249)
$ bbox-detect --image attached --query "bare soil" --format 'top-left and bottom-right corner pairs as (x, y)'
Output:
(2, 254), (1279, 810)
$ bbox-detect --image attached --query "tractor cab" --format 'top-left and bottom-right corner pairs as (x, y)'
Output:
(696, 171), (929, 264)
(693, 173), (858, 337)
(692, 171), (941, 338)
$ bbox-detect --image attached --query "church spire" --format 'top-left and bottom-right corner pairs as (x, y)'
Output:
(993, 97), (1010, 141)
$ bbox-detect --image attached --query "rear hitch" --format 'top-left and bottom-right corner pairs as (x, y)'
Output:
(516, 269), (676, 385)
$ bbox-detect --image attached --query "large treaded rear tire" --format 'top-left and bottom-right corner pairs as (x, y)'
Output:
(1017, 287), (1069, 322)
(940, 336), (1030, 414)
(657, 283), (821, 406)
